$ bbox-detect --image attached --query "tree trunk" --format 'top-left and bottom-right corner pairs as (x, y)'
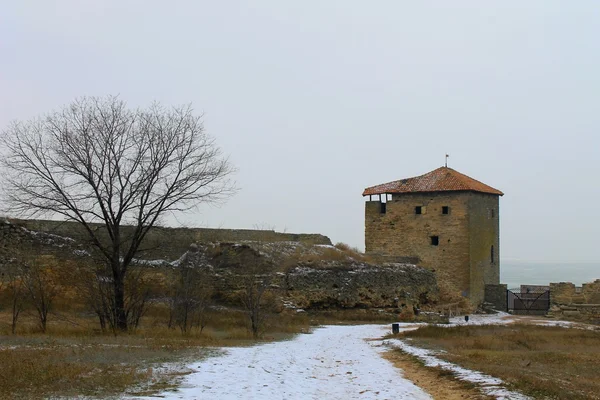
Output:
(96, 311), (107, 332)
(113, 270), (128, 332)
(251, 308), (260, 339)
(11, 298), (20, 335)
(40, 310), (47, 333)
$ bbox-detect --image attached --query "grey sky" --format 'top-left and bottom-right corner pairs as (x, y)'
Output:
(1, 1), (599, 262)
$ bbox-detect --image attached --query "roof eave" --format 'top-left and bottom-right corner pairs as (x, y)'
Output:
(363, 189), (504, 197)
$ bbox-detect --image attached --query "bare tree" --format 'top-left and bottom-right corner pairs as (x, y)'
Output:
(167, 244), (214, 333)
(3, 266), (26, 334)
(0, 96), (235, 331)
(236, 226), (277, 339)
(240, 263), (273, 339)
(22, 255), (61, 333)
(0, 267), (5, 298)
(169, 265), (213, 334)
(74, 262), (114, 333)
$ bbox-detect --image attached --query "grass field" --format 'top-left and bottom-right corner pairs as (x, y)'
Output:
(0, 307), (404, 399)
(0, 309), (313, 399)
(398, 323), (600, 400)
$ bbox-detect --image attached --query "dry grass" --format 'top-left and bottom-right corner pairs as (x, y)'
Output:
(400, 323), (600, 400)
(0, 339), (190, 399)
(0, 308), (311, 399)
(383, 350), (492, 399)
(279, 242), (376, 268)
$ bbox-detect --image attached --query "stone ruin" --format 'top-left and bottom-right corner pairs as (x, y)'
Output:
(548, 280), (600, 324)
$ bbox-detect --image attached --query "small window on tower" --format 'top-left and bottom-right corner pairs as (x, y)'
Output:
(489, 209), (495, 219)
(491, 245), (495, 264)
(430, 236), (439, 246)
(415, 206), (422, 215)
(442, 206), (449, 215)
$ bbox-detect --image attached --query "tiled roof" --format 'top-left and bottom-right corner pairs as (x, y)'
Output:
(362, 167), (504, 196)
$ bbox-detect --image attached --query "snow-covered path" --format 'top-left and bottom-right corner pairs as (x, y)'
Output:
(140, 325), (430, 400)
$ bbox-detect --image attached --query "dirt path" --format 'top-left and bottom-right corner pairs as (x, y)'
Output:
(382, 350), (494, 400)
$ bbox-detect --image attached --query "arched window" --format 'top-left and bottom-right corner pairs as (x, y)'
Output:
(491, 245), (495, 264)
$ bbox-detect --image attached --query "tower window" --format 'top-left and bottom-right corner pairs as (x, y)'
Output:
(491, 245), (495, 263)
(442, 206), (449, 215)
(380, 202), (386, 214)
(415, 206), (422, 215)
(489, 209), (495, 219)
(430, 236), (439, 246)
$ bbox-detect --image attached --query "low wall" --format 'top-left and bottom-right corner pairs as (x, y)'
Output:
(484, 284), (507, 311)
(548, 304), (600, 324)
(549, 279), (600, 324)
(550, 280), (600, 305)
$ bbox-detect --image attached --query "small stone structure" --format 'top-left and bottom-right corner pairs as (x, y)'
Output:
(548, 280), (600, 324)
(363, 166), (503, 305)
(484, 284), (508, 311)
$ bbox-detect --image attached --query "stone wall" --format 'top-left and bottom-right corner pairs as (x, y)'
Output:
(9, 218), (331, 261)
(550, 280), (600, 305)
(484, 284), (507, 311)
(284, 263), (438, 309)
(2, 219), (437, 313)
(548, 304), (600, 324)
(549, 280), (600, 324)
(0, 219), (82, 262)
(365, 192), (471, 301)
(188, 242), (439, 311)
(468, 193), (500, 304)
(365, 191), (500, 304)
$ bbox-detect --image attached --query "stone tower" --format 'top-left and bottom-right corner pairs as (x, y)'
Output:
(363, 166), (503, 304)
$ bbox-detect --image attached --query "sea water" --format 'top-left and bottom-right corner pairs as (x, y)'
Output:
(500, 260), (599, 289)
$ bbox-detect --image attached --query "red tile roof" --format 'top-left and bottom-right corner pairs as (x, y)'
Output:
(362, 167), (504, 196)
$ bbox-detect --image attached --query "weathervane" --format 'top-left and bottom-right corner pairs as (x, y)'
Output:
(445, 154), (449, 167)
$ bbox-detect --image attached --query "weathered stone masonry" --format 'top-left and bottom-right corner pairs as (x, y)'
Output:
(363, 167), (502, 305)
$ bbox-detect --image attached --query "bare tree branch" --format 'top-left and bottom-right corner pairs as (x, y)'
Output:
(0, 96), (236, 331)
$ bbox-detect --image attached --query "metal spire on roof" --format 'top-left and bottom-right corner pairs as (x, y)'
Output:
(445, 153), (449, 168)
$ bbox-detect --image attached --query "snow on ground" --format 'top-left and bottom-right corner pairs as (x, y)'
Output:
(383, 314), (531, 400)
(133, 324), (431, 400)
(447, 312), (515, 326)
(527, 319), (574, 328)
(132, 314), (577, 400)
(384, 339), (531, 400)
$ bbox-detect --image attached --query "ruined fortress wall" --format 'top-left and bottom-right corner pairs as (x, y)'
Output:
(468, 193), (500, 304)
(550, 280), (600, 305)
(9, 219), (331, 260)
(1, 219), (78, 261)
(365, 192), (471, 299)
(213, 262), (439, 310)
(284, 264), (438, 309)
(549, 280), (600, 324)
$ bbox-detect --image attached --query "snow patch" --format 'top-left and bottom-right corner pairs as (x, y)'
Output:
(132, 325), (431, 400)
(384, 338), (531, 400)
(131, 258), (170, 267)
(20, 226), (76, 246)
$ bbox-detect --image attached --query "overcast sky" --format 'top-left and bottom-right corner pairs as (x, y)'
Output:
(1, 1), (599, 262)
